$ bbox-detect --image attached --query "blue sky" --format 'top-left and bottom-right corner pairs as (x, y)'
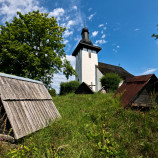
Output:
(0, 0), (158, 93)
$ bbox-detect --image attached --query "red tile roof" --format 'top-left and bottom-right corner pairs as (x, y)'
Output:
(114, 74), (157, 106)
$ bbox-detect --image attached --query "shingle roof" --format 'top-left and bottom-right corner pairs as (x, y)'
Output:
(97, 62), (134, 80)
(0, 73), (61, 139)
(114, 74), (157, 106)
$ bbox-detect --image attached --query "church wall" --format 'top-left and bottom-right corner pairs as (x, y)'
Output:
(81, 49), (98, 91)
(96, 68), (103, 91)
(75, 50), (82, 82)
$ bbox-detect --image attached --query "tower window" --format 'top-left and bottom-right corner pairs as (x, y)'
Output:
(89, 53), (91, 58)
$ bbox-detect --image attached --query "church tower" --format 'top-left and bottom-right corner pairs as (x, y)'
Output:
(72, 27), (101, 91)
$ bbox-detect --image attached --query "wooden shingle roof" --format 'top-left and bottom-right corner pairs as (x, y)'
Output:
(0, 73), (61, 139)
(97, 62), (134, 80)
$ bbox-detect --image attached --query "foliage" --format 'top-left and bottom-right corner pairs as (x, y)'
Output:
(0, 10), (76, 88)
(59, 80), (80, 95)
(100, 73), (122, 92)
(48, 88), (56, 97)
(152, 25), (158, 39)
(3, 93), (158, 157)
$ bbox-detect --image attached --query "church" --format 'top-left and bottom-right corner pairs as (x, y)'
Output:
(72, 27), (133, 92)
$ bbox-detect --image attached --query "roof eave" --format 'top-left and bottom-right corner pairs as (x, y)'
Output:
(72, 42), (102, 56)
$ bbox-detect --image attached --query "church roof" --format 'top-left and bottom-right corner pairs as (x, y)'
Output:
(72, 27), (101, 56)
(97, 62), (134, 80)
(72, 42), (101, 56)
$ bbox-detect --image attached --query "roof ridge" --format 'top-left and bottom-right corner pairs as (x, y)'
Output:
(98, 62), (123, 68)
(0, 72), (43, 84)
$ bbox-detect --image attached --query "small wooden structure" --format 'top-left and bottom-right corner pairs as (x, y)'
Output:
(98, 86), (107, 94)
(0, 73), (61, 140)
(115, 74), (158, 107)
(75, 82), (94, 94)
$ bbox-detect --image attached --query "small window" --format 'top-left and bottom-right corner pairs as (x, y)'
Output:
(83, 48), (87, 51)
(89, 53), (91, 58)
(92, 50), (96, 54)
(88, 49), (91, 53)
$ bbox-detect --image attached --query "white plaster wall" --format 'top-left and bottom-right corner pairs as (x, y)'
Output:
(75, 50), (82, 82)
(81, 49), (98, 91)
(96, 68), (103, 91)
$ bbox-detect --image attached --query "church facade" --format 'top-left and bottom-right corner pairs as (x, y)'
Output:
(72, 27), (133, 92)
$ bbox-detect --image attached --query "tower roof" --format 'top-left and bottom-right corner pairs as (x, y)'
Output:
(72, 27), (101, 56)
(80, 27), (93, 45)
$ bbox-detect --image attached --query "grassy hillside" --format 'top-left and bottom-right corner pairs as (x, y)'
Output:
(1, 93), (158, 157)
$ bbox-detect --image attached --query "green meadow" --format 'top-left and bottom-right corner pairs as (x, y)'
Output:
(1, 93), (158, 157)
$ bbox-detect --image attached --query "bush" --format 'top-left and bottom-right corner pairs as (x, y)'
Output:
(60, 80), (80, 95)
(48, 88), (56, 97)
(100, 73), (122, 92)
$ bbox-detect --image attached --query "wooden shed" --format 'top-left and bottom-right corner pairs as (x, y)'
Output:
(114, 74), (158, 107)
(0, 73), (61, 140)
(75, 82), (94, 94)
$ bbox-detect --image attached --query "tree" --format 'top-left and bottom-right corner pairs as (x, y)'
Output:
(152, 25), (158, 39)
(0, 11), (76, 88)
(48, 88), (56, 97)
(100, 73), (122, 92)
(59, 80), (80, 95)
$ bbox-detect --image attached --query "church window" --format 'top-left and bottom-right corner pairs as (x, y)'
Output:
(89, 52), (91, 58)
(83, 48), (87, 51)
(88, 49), (91, 53)
(92, 50), (96, 54)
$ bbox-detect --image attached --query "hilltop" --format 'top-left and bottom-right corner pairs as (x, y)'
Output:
(1, 93), (158, 157)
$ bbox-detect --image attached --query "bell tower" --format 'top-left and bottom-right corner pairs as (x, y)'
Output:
(72, 27), (101, 91)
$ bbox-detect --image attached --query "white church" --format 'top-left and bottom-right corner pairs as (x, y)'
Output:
(72, 27), (133, 92)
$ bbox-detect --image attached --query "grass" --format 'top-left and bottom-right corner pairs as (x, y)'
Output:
(1, 93), (158, 157)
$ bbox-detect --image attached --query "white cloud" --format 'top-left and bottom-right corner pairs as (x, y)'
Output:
(142, 68), (157, 75)
(88, 8), (92, 11)
(95, 39), (107, 45)
(51, 55), (76, 94)
(101, 30), (104, 34)
(101, 34), (106, 38)
(103, 26), (107, 30)
(0, 0), (46, 23)
(72, 6), (77, 10)
(66, 20), (76, 29)
(112, 49), (117, 53)
(49, 8), (65, 20)
(98, 24), (104, 27)
(116, 45), (120, 48)
(88, 13), (96, 20)
(63, 30), (73, 37)
(63, 39), (69, 44)
(92, 31), (98, 37)
(134, 28), (140, 31)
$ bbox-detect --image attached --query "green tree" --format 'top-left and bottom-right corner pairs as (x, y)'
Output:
(60, 80), (80, 95)
(0, 11), (76, 88)
(100, 73), (122, 92)
(152, 25), (158, 39)
(48, 88), (56, 97)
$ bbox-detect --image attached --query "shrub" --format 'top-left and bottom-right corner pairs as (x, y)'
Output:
(48, 88), (56, 97)
(100, 73), (122, 92)
(60, 80), (80, 95)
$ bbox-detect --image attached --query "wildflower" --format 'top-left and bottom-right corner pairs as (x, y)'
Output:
(20, 146), (23, 149)
(0, 138), (3, 141)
